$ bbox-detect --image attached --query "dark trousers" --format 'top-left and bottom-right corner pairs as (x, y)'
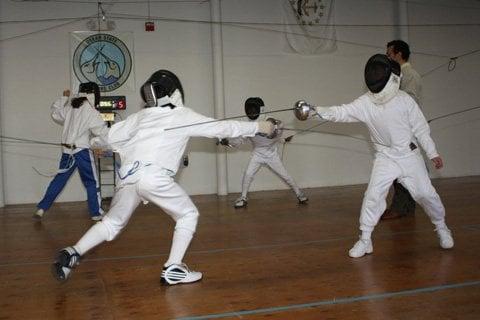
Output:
(389, 180), (416, 214)
(37, 149), (101, 216)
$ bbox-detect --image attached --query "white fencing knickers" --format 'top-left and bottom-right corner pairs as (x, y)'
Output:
(359, 152), (446, 233)
(241, 153), (302, 198)
(75, 173), (199, 266)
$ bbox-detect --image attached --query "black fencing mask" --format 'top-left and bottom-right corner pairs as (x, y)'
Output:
(364, 54), (401, 94)
(244, 97), (265, 120)
(141, 70), (184, 108)
(78, 82), (100, 107)
(72, 82), (100, 108)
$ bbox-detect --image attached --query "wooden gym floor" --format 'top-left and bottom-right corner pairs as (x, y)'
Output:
(1, 176), (479, 319)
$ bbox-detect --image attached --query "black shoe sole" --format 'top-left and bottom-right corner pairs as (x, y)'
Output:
(51, 263), (68, 282)
(56, 251), (71, 267)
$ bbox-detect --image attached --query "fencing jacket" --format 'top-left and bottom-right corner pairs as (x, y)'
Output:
(230, 131), (282, 159)
(314, 91), (439, 160)
(51, 96), (109, 154)
(108, 106), (258, 185)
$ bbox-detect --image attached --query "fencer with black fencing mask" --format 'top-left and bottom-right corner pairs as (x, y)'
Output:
(221, 97), (308, 208)
(296, 54), (453, 258)
(35, 82), (108, 221)
(52, 70), (276, 285)
(75, 82), (101, 109)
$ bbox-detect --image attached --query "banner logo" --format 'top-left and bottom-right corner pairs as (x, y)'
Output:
(73, 33), (132, 92)
(289, 0), (326, 25)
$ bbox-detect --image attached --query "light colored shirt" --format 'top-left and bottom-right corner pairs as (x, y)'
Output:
(314, 91), (438, 160)
(51, 96), (109, 154)
(400, 62), (422, 104)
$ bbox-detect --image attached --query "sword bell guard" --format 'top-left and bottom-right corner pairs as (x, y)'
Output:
(294, 100), (313, 121)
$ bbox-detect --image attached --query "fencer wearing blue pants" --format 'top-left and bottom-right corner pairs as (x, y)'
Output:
(35, 87), (108, 220)
(37, 149), (102, 219)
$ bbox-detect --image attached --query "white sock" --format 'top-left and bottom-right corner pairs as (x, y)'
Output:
(434, 221), (448, 230)
(74, 222), (109, 255)
(164, 228), (194, 267)
(361, 231), (372, 241)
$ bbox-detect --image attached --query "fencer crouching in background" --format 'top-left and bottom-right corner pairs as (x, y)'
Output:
(297, 54), (453, 258)
(221, 97), (308, 209)
(51, 70), (277, 285)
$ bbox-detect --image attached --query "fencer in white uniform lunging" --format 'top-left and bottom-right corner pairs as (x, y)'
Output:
(51, 70), (277, 285)
(297, 54), (453, 258)
(221, 97), (307, 208)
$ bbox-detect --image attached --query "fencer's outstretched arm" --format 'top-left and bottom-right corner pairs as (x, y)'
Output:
(312, 98), (367, 123)
(184, 109), (268, 139)
(107, 107), (273, 153)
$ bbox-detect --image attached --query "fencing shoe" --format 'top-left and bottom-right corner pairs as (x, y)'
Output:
(91, 214), (103, 222)
(33, 208), (45, 220)
(348, 238), (373, 258)
(161, 263), (202, 285)
(234, 197), (248, 209)
(436, 227), (454, 249)
(297, 193), (308, 204)
(91, 208), (105, 221)
(51, 247), (81, 282)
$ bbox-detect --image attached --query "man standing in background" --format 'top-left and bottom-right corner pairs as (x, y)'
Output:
(382, 40), (422, 220)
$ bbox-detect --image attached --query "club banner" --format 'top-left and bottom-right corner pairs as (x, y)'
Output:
(70, 32), (134, 93)
(283, 0), (337, 55)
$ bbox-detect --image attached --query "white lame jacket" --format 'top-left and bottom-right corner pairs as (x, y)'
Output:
(315, 91), (439, 160)
(108, 106), (258, 184)
(51, 97), (109, 154)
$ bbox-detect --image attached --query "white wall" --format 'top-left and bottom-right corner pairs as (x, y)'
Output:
(407, 1), (480, 178)
(0, 0), (479, 205)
